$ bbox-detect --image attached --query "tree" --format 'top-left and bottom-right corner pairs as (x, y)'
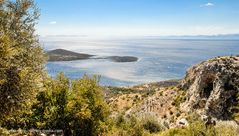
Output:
(31, 73), (72, 134)
(68, 75), (109, 136)
(0, 1), (110, 135)
(31, 74), (109, 136)
(0, 0), (45, 127)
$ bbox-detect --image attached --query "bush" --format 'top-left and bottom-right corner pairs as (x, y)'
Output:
(30, 73), (109, 136)
(160, 120), (239, 136)
(214, 121), (239, 136)
(109, 113), (165, 136)
(160, 121), (212, 136)
(142, 119), (162, 133)
(172, 90), (186, 107)
(159, 128), (187, 136)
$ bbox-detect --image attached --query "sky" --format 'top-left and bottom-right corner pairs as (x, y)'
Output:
(35, 0), (239, 37)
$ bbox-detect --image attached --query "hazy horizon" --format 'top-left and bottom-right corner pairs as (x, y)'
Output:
(37, 0), (239, 86)
(36, 0), (239, 37)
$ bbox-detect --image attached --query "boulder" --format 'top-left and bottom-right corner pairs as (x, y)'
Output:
(177, 118), (189, 128)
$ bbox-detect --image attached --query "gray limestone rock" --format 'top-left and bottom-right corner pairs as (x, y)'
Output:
(180, 56), (239, 120)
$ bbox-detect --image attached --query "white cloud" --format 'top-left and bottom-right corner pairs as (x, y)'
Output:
(201, 2), (214, 7)
(49, 21), (57, 25)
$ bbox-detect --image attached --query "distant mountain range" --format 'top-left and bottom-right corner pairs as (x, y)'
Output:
(41, 34), (239, 40)
(145, 34), (239, 40)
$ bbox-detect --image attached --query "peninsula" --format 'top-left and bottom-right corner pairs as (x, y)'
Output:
(47, 49), (138, 62)
(47, 49), (94, 61)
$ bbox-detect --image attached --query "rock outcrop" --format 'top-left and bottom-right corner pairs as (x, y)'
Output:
(180, 56), (239, 120)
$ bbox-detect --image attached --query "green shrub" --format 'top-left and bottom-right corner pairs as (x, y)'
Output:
(214, 121), (239, 136)
(115, 114), (126, 127)
(186, 112), (201, 123)
(30, 74), (109, 136)
(109, 113), (164, 136)
(160, 121), (213, 136)
(160, 128), (187, 136)
(233, 92), (239, 120)
(160, 119), (239, 136)
(172, 90), (186, 107)
(142, 119), (163, 133)
(0, 127), (10, 136)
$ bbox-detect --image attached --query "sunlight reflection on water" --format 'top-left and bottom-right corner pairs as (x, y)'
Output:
(44, 37), (239, 86)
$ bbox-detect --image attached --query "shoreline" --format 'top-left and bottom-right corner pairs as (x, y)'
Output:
(105, 79), (181, 89)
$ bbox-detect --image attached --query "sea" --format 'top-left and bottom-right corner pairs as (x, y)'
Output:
(42, 36), (239, 87)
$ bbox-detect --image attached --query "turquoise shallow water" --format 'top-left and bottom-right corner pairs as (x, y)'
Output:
(44, 37), (239, 86)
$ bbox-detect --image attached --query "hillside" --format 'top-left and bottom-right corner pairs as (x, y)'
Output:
(106, 56), (239, 132)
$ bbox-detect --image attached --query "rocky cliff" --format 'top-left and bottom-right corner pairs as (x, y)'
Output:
(107, 56), (239, 130)
(180, 56), (239, 120)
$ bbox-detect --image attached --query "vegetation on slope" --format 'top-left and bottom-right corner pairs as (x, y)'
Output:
(0, 0), (45, 126)
(0, 0), (109, 135)
(0, 0), (239, 136)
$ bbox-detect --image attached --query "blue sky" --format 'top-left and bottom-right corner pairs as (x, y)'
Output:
(36, 0), (239, 37)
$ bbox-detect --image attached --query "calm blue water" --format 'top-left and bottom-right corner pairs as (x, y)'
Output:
(42, 36), (239, 86)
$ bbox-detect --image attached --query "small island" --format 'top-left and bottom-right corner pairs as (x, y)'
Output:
(47, 49), (138, 63)
(47, 49), (94, 61)
(108, 56), (138, 62)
